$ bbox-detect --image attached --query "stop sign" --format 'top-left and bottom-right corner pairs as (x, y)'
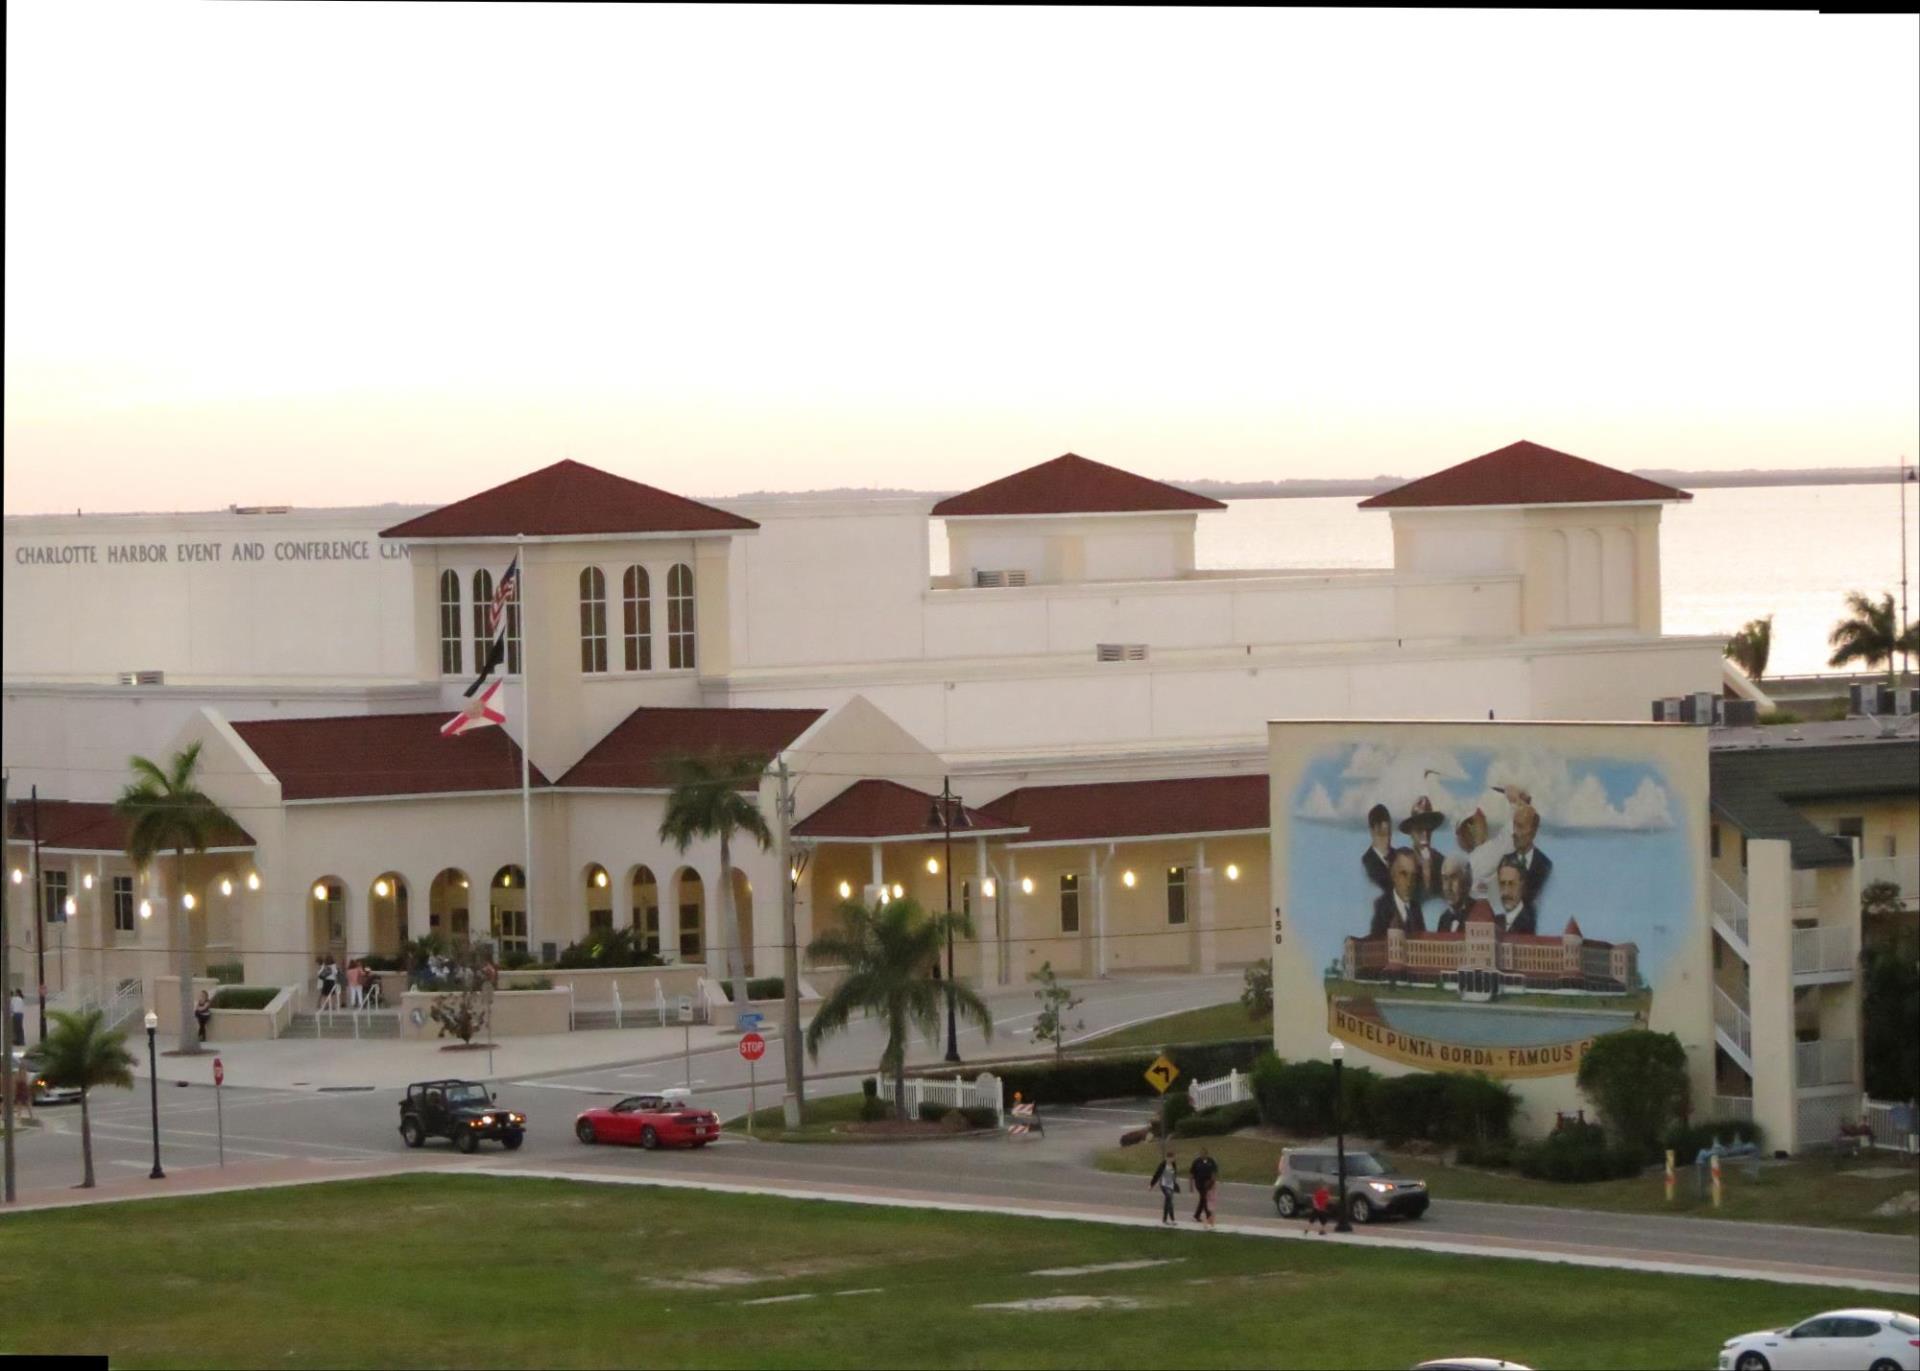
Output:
(738, 1032), (766, 1062)
(213, 1057), (224, 1087)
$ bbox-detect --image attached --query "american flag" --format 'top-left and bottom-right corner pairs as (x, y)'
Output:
(487, 553), (520, 638)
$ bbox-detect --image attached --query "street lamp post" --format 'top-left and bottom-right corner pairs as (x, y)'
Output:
(1331, 1038), (1351, 1233)
(144, 1011), (165, 1180)
(927, 777), (970, 1064)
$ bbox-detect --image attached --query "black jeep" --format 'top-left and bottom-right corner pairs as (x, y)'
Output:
(398, 1079), (526, 1153)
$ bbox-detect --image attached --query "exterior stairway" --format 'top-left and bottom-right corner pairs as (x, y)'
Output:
(288, 1009), (400, 1040)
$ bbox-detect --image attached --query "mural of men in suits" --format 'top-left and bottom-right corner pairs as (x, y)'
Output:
(1494, 857), (1538, 936)
(1362, 803), (1396, 894)
(1434, 858), (1495, 934)
(1398, 795), (1446, 904)
(1506, 802), (1552, 902)
(1370, 848), (1427, 937)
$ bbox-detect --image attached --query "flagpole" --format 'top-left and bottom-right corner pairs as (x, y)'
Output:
(518, 533), (535, 964)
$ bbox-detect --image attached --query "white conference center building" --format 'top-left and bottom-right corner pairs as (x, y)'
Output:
(4, 442), (1725, 1027)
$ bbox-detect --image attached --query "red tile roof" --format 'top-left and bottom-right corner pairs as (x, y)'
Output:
(931, 453), (1227, 518)
(559, 707), (825, 791)
(232, 714), (552, 801)
(5, 799), (254, 852)
(379, 459), (759, 540)
(1357, 441), (1691, 510)
(792, 779), (1027, 841)
(981, 774), (1267, 845)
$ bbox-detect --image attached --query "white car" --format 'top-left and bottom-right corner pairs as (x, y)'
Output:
(1717, 1309), (1920, 1371)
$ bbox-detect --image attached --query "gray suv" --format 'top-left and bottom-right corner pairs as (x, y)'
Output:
(1272, 1147), (1430, 1223)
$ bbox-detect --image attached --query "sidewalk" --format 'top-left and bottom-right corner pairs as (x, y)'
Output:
(135, 1021), (764, 1091)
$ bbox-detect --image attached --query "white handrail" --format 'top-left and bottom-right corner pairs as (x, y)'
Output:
(1713, 985), (1752, 1060)
(1791, 924), (1852, 976)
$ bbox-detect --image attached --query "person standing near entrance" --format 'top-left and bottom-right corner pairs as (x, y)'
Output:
(8, 988), (24, 1047)
(1189, 1147), (1219, 1228)
(194, 989), (213, 1044)
(1149, 1151), (1181, 1225)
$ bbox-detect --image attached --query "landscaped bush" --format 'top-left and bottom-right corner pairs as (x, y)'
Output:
(556, 926), (664, 970)
(960, 1106), (998, 1129)
(1577, 1030), (1690, 1158)
(211, 986), (277, 1010)
(1514, 1120), (1645, 1183)
(1662, 1118), (1765, 1161)
(500, 977), (555, 992)
(1173, 1099), (1260, 1138)
(860, 1076), (888, 1121)
(499, 948), (538, 971)
(990, 1039), (1269, 1106)
(718, 977), (786, 1001)
(206, 962), (245, 986)
(1161, 1089), (1195, 1135)
(1454, 1139), (1516, 1169)
(1247, 1053), (1514, 1145)
(1248, 1055), (1378, 1135)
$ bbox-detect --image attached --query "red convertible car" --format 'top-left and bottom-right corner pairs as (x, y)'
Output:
(574, 1092), (720, 1149)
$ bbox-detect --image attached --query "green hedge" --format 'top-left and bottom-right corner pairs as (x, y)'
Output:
(1662, 1118), (1765, 1162)
(206, 962), (245, 986)
(211, 986), (278, 1010)
(915, 1103), (999, 1128)
(1514, 1121), (1646, 1182)
(719, 978), (785, 1001)
(1248, 1052), (1517, 1145)
(992, 1039), (1269, 1107)
(1174, 1099), (1261, 1137)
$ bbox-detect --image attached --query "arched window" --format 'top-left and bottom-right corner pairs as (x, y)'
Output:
(675, 868), (705, 961)
(504, 573), (522, 675)
(309, 878), (346, 958)
(472, 569), (494, 671)
(667, 563), (696, 670)
(579, 567), (609, 674)
(622, 565), (652, 672)
(585, 863), (613, 931)
(430, 868), (472, 942)
(490, 864), (528, 956)
(438, 571), (463, 676)
(631, 865), (660, 955)
(369, 873), (409, 957)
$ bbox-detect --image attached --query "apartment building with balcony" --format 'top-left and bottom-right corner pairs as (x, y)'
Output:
(1706, 715), (1919, 1152)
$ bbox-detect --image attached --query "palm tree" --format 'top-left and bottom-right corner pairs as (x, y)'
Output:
(1723, 614), (1773, 683)
(32, 1008), (137, 1188)
(117, 742), (241, 1054)
(1828, 591), (1920, 683)
(659, 751), (773, 1024)
(805, 896), (993, 1119)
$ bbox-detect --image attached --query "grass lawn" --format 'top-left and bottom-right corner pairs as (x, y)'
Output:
(3, 1174), (1912, 1369)
(726, 1090), (874, 1141)
(1080, 1000), (1268, 1050)
(1096, 1132), (1920, 1236)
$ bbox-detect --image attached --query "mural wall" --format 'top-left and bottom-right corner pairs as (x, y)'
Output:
(1268, 722), (1712, 1112)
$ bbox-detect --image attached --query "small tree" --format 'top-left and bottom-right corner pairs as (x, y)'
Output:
(1576, 1029), (1690, 1158)
(1241, 958), (1274, 1021)
(1723, 614), (1773, 683)
(1861, 942), (1920, 1102)
(429, 938), (493, 1046)
(659, 750), (773, 1022)
(1030, 961), (1084, 1064)
(31, 1009), (137, 1189)
(1827, 590), (1919, 683)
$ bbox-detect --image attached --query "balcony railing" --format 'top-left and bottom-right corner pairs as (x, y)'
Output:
(1859, 854), (1919, 902)
(1710, 874), (1750, 948)
(1795, 1037), (1856, 1089)
(1713, 985), (1752, 1061)
(1709, 1094), (1755, 1123)
(1791, 923), (1853, 976)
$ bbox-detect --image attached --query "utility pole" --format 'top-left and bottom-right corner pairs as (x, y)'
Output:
(3, 771), (17, 1204)
(776, 760), (805, 1129)
(1900, 455), (1912, 686)
(928, 776), (970, 1064)
(31, 786), (45, 1042)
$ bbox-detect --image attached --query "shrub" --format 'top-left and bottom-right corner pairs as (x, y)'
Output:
(500, 949), (538, 971)
(210, 986), (277, 1010)
(1174, 1099), (1260, 1138)
(1514, 1121), (1645, 1182)
(1577, 1030), (1690, 1158)
(992, 1039), (1269, 1106)
(1241, 958), (1273, 1020)
(1443, 1072), (1519, 1144)
(1161, 1090), (1195, 1135)
(719, 977), (786, 1001)
(1862, 942), (1920, 1101)
(1454, 1139), (1515, 1169)
(206, 962), (245, 986)
(860, 1095), (890, 1122)
(1249, 1055), (1377, 1135)
(501, 977), (554, 992)
(1369, 1073), (1453, 1145)
(917, 1102), (949, 1123)
(557, 925), (664, 970)
(961, 1106), (998, 1129)
(1663, 1118), (1765, 1161)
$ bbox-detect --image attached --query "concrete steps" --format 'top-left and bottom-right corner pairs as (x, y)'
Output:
(288, 1011), (400, 1040)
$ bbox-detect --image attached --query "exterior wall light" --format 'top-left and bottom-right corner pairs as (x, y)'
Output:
(982, 879), (996, 898)
(247, 872), (261, 891)
(1020, 877), (1034, 895)
(139, 899), (152, 919)
(595, 870), (609, 888)
(9, 869), (20, 884)
(501, 872), (512, 887)
(1122, 870), (1137, 888)
(375, 878), (391, 898)
(65, 897), (77, 917)
(891, 883), (904, 899)
(182, 892), (197, 910)
(837, 880), (852, 899)
(312, 883), (328, 901)
(83, 872), (95, 890)
(220, 877), (234, 896)
(1226, 863), (1241, 881)
(926, 857), (940, 874)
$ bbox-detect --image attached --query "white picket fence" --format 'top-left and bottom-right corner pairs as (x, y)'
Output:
(1188, 1068), (1254, 1113)
(901, 1072), (1004, 1127)
(1864, 1098), (1920, 1155)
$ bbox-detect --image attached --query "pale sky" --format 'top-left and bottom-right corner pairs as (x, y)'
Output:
(5, 4), (1917, 514)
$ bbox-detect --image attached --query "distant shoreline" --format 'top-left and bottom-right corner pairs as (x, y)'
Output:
(730, 467), (1917, 503)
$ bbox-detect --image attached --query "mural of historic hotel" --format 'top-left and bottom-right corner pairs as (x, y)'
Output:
(1341, 910), (1639, 994)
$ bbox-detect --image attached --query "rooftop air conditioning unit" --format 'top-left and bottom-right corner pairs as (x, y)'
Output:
(1720, 699), (1758, 728)
(1899, 687), (1919, 717)
(1095, 643), (1148, 663)
(1651, 697), (1684, 722)
(118, 671), (165, 686)
(974, 569), (1029, 588)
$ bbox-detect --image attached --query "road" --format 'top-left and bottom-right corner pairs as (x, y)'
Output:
(7, 971), (1916, 1295)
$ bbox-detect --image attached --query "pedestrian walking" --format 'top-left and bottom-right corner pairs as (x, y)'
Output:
(1307, 1180), (1334, 1235)
(1189, 1147), (1219, 1228)
(1149, 1151), (1181, 1225)
(8, 988), (24, 1046)
(193, 989), (213, 1044)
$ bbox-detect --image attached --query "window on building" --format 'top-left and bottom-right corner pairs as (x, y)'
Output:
(472, 569), (494, 671)
(1060, 873), (1080, 933)
(667, 563), (696, 670)
(961, 879), (971, 920)
(504, 575), (522, 675)
(579, 567), (609, 674)
(438, 570), (463, 676)
(112, 875), (135, 933)
(622, 565), (652, 672)
(1167, 866), (1188, 925)
(43, 869), (68, 923)
(1710, 824), (1720, 860)
(1835, 817), (1864, 850)
(679, 901), (703, 959)
(1740, 835), (1749, 871)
